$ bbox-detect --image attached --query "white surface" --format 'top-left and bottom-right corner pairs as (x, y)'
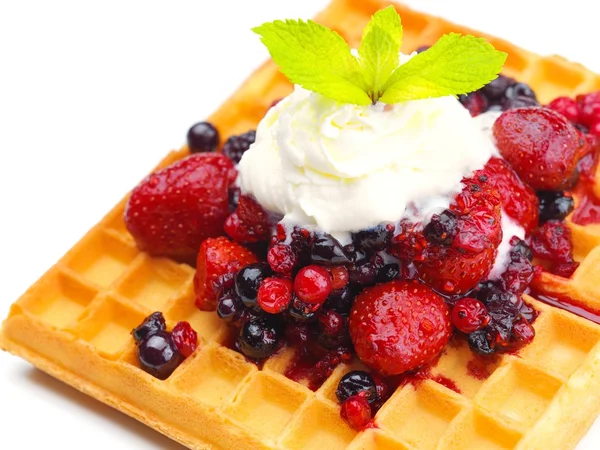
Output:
(0, 0), (598, 448)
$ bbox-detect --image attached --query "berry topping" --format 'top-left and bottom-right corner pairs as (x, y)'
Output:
(501, 237), (534, 295)
(318, 309), (346, 337)
(257, 277), (293, 314)
(132, 312), (166, 344)
(458, 91), (488, 116)
(194, 237), (258, 311)
(351, 224), (393, 253)
(235, 262), (272, 309)
(538, 190), (575, 222)
(493, 108), (581, 190)
(330, 266), (349, 290)
(336, 370), (378, 404)
(294, 265), (333, 305)
(547, 96), (580, 123)
(171, 321), (198, 358)
(137, 331), (183, 380)
(423, 209), (457, 245)
(187, 121), (219, 153)
(288, 296), (319, 322)
(324, 285), (358, 315)
(225, 195), (271, 243)
(223, 130), (256, 164)
(502, 82), (539, 110)
(451, 298), (490, 333)
(376, 263), (400, 283)
(216, 289), (244, 324)
(124, 153), (237, 265)
(237, 316), (282, 359)
(349, 280), (451, 376)
(530, 220), (579, 277)
(481, 74), (515, 102)
(484, 157), (539, 232)
(267, 244), (297, 274)
(311, 232), (352, 265)
(576, 92), (600, 127)
(340, 395), (372, 431)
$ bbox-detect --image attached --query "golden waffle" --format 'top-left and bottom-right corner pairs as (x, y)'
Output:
(3, 0), (600, 448)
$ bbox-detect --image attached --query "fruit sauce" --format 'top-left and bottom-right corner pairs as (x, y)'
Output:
(530, 288), (600, 326)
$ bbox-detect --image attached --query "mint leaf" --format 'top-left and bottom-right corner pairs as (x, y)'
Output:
(253, 19), (371, 105)
(358, 6), (403, 103)
(380, 33), (506, 104)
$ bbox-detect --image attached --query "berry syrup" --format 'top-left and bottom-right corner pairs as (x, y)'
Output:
(530, 288), (600, 326)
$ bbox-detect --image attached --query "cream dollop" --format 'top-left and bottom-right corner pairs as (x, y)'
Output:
(238, 86), (498, 241)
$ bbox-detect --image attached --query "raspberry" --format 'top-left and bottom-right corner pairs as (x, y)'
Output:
(501, 238), (534, 295)
(340, 394), (372, 430)
(257, 277), (293, 314)
(576, 92), (600, 126)
(494, 108), (581, 190)
(223, 130), (256, 164)
(267, 244), (297, 274)
(451, 298), (490, 333)
(547, 96), (579, 123)
(530, 220), (579, 277)
(171, 321), (198, 358)
(294, 265), (333, 305)
(226, 195), (271, 243)
(329, 266), (349, 290)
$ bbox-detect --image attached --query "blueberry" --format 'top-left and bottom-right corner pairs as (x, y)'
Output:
(137, 331), (183, 380)
(216, 289), (244, 324)
(376, 263), (400, 283)
(538, 190), (575, 222)
(288, 296), (318, 322)
(481, 75), (515, 102)
(187, 121), (219, 153)
(424, 210), (457, 246)
(237, 316), (282, 359)
(504, 82), (537, 101)
(351, 224), (393, 253)
(311, 232), (353, 265)
(336, 371), (378, 404)
(132, 312), (166, 344)
(502, 95), (540, 110)
(235, 262), (271, 310)
(349, 260), (378, 286)
(223, 130), (256, 164)
(467, 329), (495, 355)
(324, 285), (358, 315)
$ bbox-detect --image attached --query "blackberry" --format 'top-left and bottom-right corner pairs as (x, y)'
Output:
(376, 263), (400, 283)
(538, 190), (575, 222)
(137, 331), (184, 380)
(424, 210), (457, 245)
(351, 224), (393, 253)
(336, 371), (378, 404)
(223, 130), (256, 164)
(235, 262), (272, 310)
(132, 312), (166, 344)
(187, 121), (219, 153)
(467, 329), (495, 355)
(237, 316), (282, 359)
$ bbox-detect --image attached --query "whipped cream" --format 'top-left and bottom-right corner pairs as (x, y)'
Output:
(490, 211), (526, 279)
(238, 86), (499, 242)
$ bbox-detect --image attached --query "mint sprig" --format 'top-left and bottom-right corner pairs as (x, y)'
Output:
(253, 6), (506, 105)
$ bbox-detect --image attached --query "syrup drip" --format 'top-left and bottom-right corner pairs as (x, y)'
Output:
(530, 288), (600, 326)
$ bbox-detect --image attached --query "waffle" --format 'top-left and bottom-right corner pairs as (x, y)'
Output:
(3, 0), (600, 449)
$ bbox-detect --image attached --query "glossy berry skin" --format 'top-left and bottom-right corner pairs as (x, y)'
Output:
(171, 321), (198, 357)
(530, 220), (579, 277)
(501, 238), (534, 295)
(424, 210), (457, 245)
(351, 224), (393, 253)
(494, 108), (581, 190)
(330, 266), (349, 290)
(547, 97), (580, 123)
(288, 296), (319, 322)
(125, 153), (237, 265)
(538, 191), (575, 222)
(451, 298), (490, 333)
(137, 331), (184, 380)
(294, 265), (333, 305)
(481, 74), (515, 102)
(226, 195), (271, 243)
(187, 121), (219, 153)
(319, 309), (346, 337)
(576, 92), (600, 126)
(222, 130), (256, 164)
(237, 317), (282, 359)
(267, 244), (297, 274)
(235, 263), (272, 310)
(257, 277), (293, 314)
(216, 290), (244, 324)
(132, 312), (166, 344)
(336, 371), (378, 404)
(194, 237), (258, 311)
(311, 232), (352, 265)
(484, 157), (539, 232)
(324, 286), (357, 315)
(340, 394), (372, 430)
(350, 280), (451, 376)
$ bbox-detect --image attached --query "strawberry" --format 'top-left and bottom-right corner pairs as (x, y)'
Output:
(225, 195), (271, 243)
(493, 107), (581, 190)
(349, 280), (451, 376)
(194, 236), (257, 311)
(125, 153), (237, 265)
(484, 157), (539, 232)
(415, 169), (502, 294)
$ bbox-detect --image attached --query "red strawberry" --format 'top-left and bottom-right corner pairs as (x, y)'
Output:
(349, 280), (451, 376)
(125, 153), (237, 265)
(194, 237), (257, 311)
(415, 169), (502, 294)
(484, 157), (539, 232)
(493, 107), (581, 190)
(225, 195), (271, 243)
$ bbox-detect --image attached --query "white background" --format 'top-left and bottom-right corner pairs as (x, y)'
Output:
(0, 0), (599, 448)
